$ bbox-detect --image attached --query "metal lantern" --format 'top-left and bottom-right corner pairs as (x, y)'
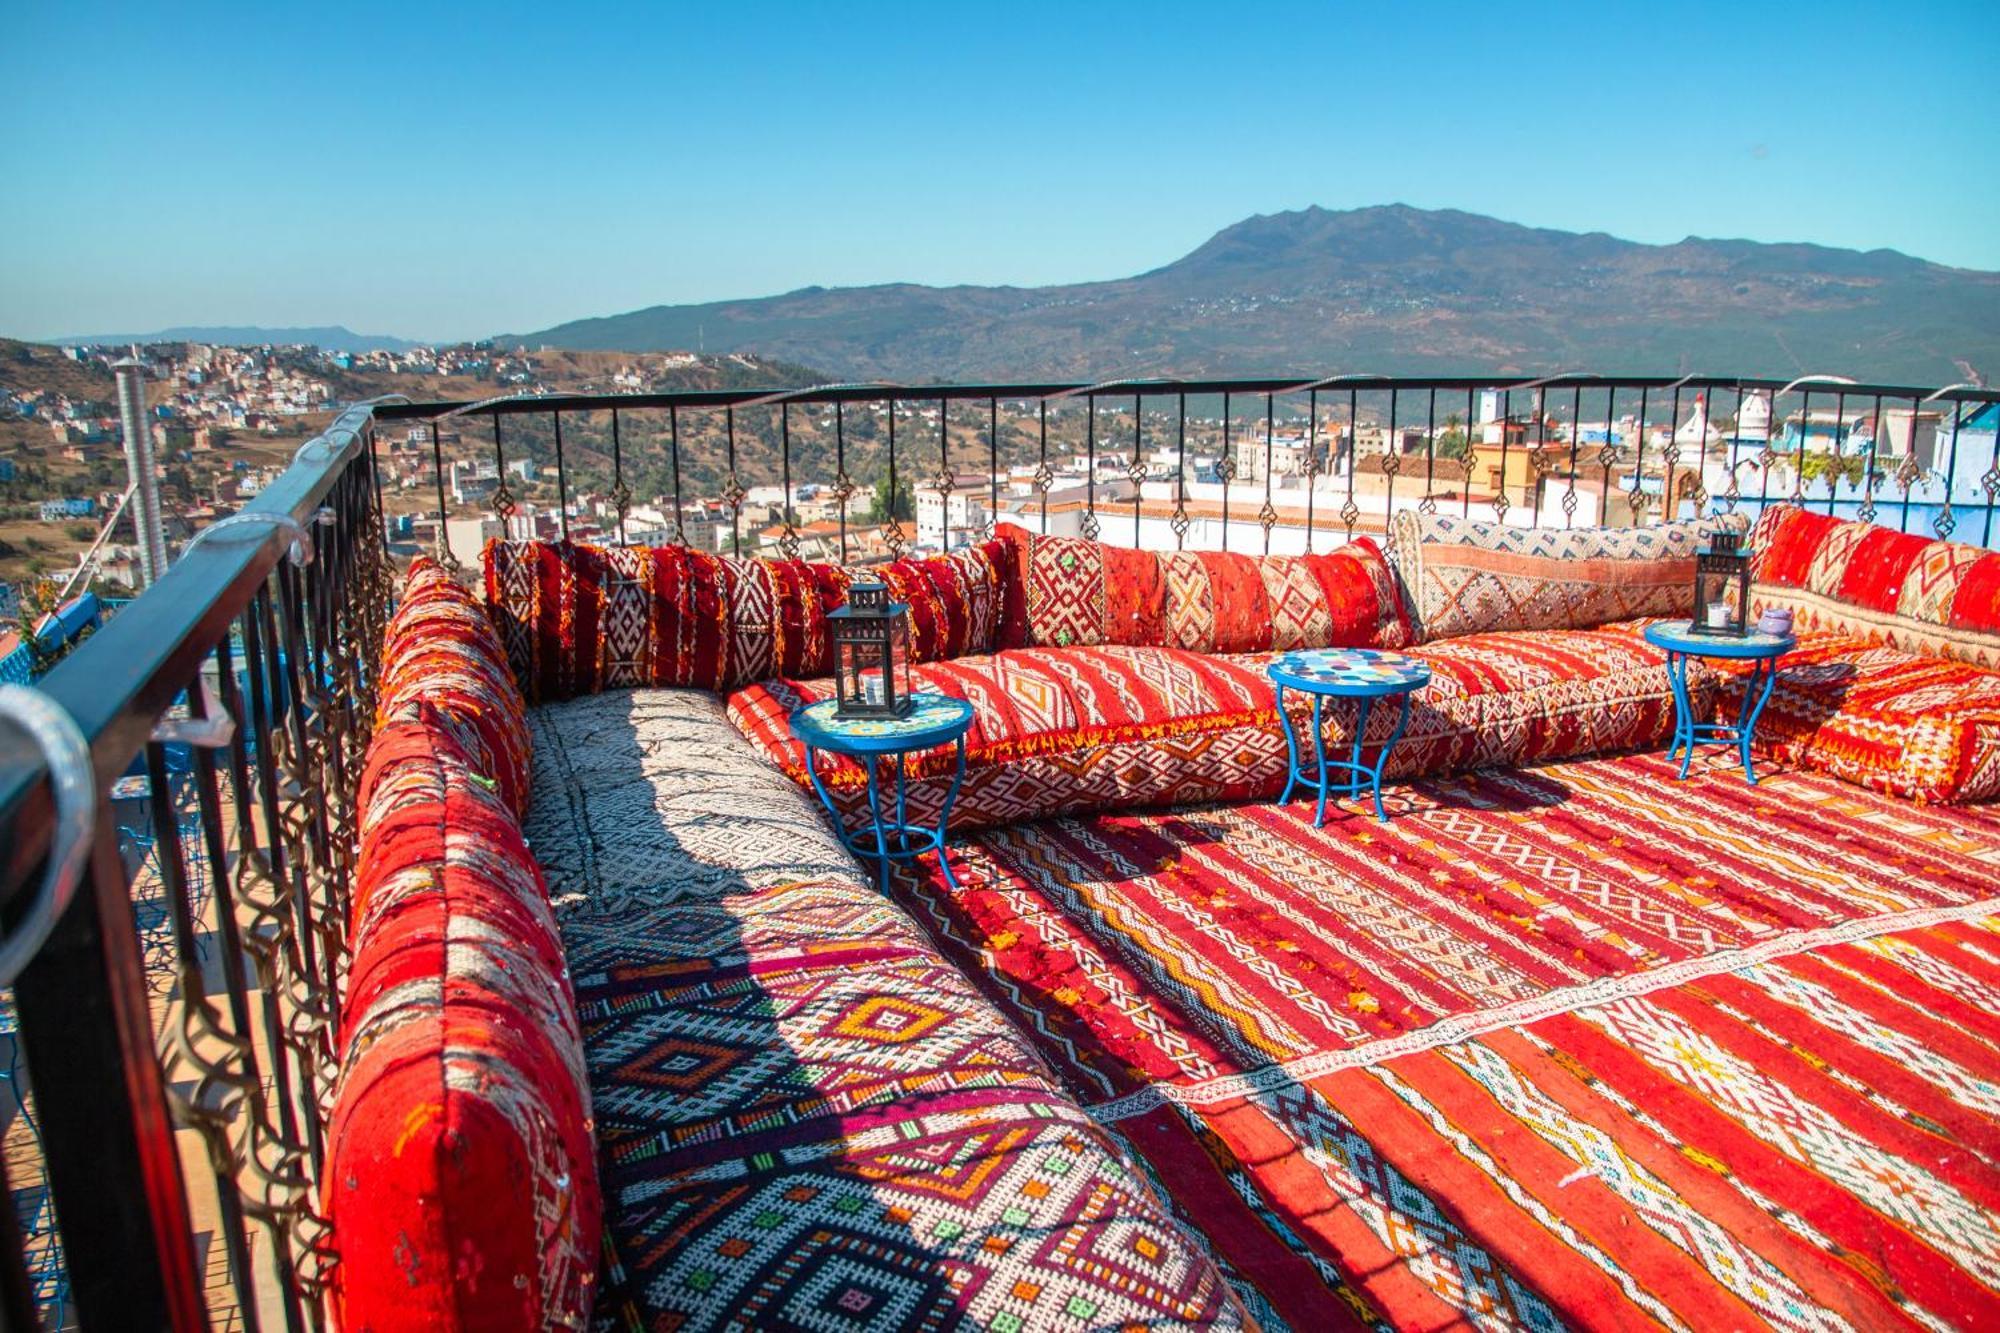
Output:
(830, 580), (915, 718)
(1688, 529), (1754, 636)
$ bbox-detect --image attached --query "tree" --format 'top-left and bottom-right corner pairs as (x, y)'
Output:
(1435, 412), (1470, 461)
(1799, 450), (1866, 490)
(865, 468), (914, 524)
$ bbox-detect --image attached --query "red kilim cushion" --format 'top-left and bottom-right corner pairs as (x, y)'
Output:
(728, 626), (1699, 834)
(995, 522), (1412, 653)
(326, 716), (599, 1332)
(1750, 504), (2000, 668)
(378, 556), (533, 816)
(483, 537), (1011, 702)
(1714, 631), (2000, 804)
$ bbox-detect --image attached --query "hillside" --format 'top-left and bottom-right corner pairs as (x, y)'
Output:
(515, 205), (2000, 383)
(0, 341), (825, 588)
(0, 337), (115, 402)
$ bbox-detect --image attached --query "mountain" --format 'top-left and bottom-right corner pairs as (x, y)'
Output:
(516, 205), (2000, 383)
(54, 325), (426, 354)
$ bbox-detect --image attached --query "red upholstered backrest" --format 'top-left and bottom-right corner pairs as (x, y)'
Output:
(325, 716), (599, 1333)
(994, 523), (1412, 653)
(483, 537), (1012, 702)
(1749, 503), (2000, 667)
(377, 556), (533, 816)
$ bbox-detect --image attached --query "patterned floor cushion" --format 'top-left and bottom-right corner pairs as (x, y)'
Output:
(522, 690), (1254, 1332)
(727, 627), (1709, 834)
(1713, 631), (2000, 803)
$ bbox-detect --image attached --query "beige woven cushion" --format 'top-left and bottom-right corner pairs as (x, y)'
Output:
(1391, 511), (1750, 641)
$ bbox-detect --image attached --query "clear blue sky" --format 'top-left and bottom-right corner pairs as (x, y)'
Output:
(5, 0), (1993, 342)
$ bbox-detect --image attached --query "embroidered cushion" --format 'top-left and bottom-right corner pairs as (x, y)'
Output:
(378, 556), (533, 816)
(1389, 510), (1752, 642)
(995, 522), (1411, 653)
(728, 627), (1703, 833)
(1711, 631), (2000, 804)
(1749, 504), (2000, 668)
(326, 717), (599, 1332)
(483, 538), (1010, 702)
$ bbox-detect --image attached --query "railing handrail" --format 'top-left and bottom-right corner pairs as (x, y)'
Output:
(0, 399), (379, 927)
(372, 373), (2000, 421)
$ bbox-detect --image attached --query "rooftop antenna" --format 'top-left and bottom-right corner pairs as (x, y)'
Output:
(113, 349), (168, 588)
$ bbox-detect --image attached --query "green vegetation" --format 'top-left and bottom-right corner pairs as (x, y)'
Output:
(1435, 413), (1470, 461)
(1800, 450), (1868, 488)
(865, 469), (914, 524)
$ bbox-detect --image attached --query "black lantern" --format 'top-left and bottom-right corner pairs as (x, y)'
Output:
(830, 580), (915, 717)
(1688, 528), (1754, 636)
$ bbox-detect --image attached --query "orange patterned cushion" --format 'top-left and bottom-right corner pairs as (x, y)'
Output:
(1750, 505), (2000, 667)
(995, 523), (1411, 653)
(1715, 632), (2000, 804)
(483, 538), (1010, 702)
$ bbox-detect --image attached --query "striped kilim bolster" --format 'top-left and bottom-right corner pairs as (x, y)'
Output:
(729, 624), (1706, 833)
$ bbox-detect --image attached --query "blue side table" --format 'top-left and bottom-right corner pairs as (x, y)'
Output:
(1643, 620), (1796, 785)
(790, 693), (975, 893)
(1269, 648), (1433, 825)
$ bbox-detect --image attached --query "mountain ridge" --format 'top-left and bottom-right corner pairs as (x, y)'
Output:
(514, 205), (2000, 383)
(52, 325), (428, 354)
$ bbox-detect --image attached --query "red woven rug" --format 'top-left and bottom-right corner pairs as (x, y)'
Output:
(895, 754), (2000, 1331)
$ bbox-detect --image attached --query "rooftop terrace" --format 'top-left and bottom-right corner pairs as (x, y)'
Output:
(1, 371), (1998, 1330)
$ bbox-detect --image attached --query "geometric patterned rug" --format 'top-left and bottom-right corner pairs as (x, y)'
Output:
(897, 753), (2000, 1330)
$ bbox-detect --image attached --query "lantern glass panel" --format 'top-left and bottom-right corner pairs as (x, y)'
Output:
(1689, 546), (1752, 636)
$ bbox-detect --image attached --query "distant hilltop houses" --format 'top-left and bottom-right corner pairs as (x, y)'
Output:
(6, 339), (570, 459)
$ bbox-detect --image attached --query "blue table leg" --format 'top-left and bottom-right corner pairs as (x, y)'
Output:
(935, 735), (967, 888)
(1739, 657), (1781, 785)
(1276, 682), (1300, 806)
(861, 757), (891, 895)
(1369, 693), (1413, 823)
(1312, 692), (1330, 826)
(1665, 650), (1697, 780)
(894, 749), (910, 852)
(803, 743), (838, 819)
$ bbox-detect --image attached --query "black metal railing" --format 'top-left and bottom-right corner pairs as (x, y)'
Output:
(0, 403), (391, 1329)
(1, 367), (1998, 1330)
(376, 373), (2000, 568)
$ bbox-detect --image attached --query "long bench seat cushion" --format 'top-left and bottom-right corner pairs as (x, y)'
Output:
(522, 690), (1252, 1331)
(996, 521), (1412, 653)
(727, 626), (1703, 834)
(1715, 631), (2000, 804)
(326, 715), (599, 1332)
(1751, 503), (2000, 668)
(379, 555), (533, 816)
(1389, 510), (1750, 642)
(483, 537), (1009, 702)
